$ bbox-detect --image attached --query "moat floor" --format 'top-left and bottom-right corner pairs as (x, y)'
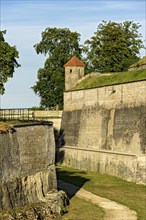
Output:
(58, 180), (137, 220)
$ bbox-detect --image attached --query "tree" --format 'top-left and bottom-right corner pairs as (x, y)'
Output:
(83, 21), (144, 73)
(0, 30), (20, 94)
(32, 27), (82, 109)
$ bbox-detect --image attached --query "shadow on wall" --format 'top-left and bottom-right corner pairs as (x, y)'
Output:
(54, 128), (65, 164)
(54, 129), (90, 199)
(54, 128), (65, 147)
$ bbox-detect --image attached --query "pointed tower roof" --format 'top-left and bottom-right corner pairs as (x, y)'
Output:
(64, 56), (85, 67)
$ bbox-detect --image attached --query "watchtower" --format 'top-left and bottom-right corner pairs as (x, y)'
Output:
(64, 56), (85, 90)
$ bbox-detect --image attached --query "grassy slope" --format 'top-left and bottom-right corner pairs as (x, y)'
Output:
(73, 69), (146, 90)
(56, 166), (146, 220)
(130, 56), (146, 68)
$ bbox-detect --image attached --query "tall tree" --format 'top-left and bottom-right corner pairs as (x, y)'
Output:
(83, 21), (144, 73)
(33, 27), (81, 109)
(0, 30), (20, 94)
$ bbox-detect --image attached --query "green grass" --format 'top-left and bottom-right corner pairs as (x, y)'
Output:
(56, 196), (104, 220)
(73, 69), (146, 90)
(56, 166), (146, 220)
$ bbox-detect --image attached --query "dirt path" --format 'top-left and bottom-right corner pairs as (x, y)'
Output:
(58, 180), (137, 220)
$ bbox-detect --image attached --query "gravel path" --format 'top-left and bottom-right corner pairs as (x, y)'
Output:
(58, 180), (137, 220)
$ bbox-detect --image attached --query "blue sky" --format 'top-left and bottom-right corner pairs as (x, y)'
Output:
(1, 0), (146, 108)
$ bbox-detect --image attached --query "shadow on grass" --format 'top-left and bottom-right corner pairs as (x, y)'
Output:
(56, 167), (90, 199)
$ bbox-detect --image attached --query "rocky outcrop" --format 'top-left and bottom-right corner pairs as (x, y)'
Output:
(0, 190), (68, 220)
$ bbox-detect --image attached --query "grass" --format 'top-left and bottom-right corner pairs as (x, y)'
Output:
(56, 196), (104, 220)
(0, 121), (15, 132)
(56, 165), (146, 220)
(130, 56), (146, 68)
(0, 120), (40, 132)
(73, 69), (146, 90)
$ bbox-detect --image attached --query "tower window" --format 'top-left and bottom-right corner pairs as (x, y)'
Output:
(70, 69), (72, 73)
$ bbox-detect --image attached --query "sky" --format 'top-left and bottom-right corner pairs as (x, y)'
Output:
(0, 0), (146, 109)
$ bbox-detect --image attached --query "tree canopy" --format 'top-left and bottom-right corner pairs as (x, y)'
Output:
(83, 21), (144, 73)
(33, 21), (144, 109)
(0, 30), (20, 94)
(32, 27), (82, 109)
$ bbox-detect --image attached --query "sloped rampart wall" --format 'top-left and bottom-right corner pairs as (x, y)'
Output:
(59, 80), (146, 184)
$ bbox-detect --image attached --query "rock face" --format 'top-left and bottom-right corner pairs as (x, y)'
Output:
(0, 190), (68, 220)
(0, 122), (68, 219)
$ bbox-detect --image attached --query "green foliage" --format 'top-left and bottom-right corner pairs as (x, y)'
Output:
(30, 106), (45, 110)
(0, 30), (20, 94)
(74, 69), (146, 90)
(33, 22), (144, 108)
(32, 27), (82, 109)
(83, 21), (144, 73)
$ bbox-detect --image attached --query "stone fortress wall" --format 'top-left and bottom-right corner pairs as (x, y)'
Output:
(58, 57), (146, 184)
(0, 122), (67, 218)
